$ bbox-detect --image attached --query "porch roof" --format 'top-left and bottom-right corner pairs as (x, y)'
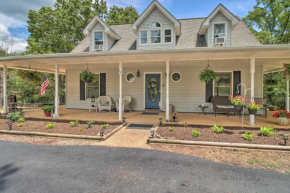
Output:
(0, 45), (290, 74)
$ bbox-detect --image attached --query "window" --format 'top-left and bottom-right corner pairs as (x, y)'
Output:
(214, 73), (232, 96)
(126, 72), (135, 83)
(94, 32), (103, 50)
(140, 30), (148, 44)
(164, 29), (172, 43)
(171, 72), (181, 82)
(151, 30), (161, 43)
(213, 24), (225, 45)
(151, 22), (161, 28)
(86, 74), (100, 99)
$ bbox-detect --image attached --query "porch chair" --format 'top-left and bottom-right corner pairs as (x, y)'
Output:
(97, 96), (112, 113)
(116, 96), (132, 113)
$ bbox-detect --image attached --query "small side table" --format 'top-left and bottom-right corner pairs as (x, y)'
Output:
(198, 105), (209, 115)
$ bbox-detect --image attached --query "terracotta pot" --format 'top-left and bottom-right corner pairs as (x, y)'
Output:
(234, 105), (243, 111)
(277, 118), (289, 126)
(248, 109), (258, 115)
(269, 107), (277, 111)
(43, 111), (52, 117)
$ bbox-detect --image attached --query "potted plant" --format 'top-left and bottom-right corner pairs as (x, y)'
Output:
(80, 70), (98, 83)
(247, 101), (262, 115)
(198, 67), (220, 83)
(269, 105), (278, 111)
(229, 95), (247, 111)
(272, 110), (290, 126)
(41, 105), (55, 117)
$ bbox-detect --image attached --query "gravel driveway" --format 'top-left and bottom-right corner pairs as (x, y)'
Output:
(0, 140), (289, 193)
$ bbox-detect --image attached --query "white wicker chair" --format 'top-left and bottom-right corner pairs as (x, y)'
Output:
(97, 96), (112, 113)
(116, 96), (132, 113)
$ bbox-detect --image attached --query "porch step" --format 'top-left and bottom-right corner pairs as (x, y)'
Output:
(141, 109), (160, 115)
(126, 124), (154, 130)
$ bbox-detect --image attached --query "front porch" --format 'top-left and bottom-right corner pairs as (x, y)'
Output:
(23, 106), (289, 129)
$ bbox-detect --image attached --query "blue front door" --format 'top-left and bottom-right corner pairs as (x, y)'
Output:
(145, 74), (161, 109)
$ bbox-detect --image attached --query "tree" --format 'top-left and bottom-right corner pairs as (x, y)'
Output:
(106, 6), (139, 25)
(243, 0), (290, 44)
(0, 35), (14, 56)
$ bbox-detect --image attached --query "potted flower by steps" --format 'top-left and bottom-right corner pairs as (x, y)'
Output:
(42, 105), (55, 117)
(272, 110), (290, 126)
(269, 105), (278, 111)
(229, 95), (247, 111)
(247, 101), (262, 115)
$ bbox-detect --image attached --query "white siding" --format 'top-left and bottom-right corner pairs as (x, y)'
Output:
(208, 12), (232, 47)
(89, 22), (113, 51)
(137, 8), (175, 50)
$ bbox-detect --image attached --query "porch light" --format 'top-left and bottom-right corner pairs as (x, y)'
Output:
(159, 118), (163, 125)
(137, 70), (141, 77)
(7, 122), (12, 130)
(100, 128), (105, 137)
(91, 95), (95, 103)
(281, 134), (289, 146)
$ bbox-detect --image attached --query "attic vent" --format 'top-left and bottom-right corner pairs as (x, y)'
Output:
(95, 44), (103, 51)
(215, 37), (225, 47)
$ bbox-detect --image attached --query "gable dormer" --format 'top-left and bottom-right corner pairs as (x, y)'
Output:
(83, 16), (120, 52)
(131, 0), (181, 50)
(199, 4), (240, 47)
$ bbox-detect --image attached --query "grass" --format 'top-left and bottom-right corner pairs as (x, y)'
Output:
(248, 159), (256, 165)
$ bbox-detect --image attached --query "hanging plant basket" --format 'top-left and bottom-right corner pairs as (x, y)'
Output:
(80, 70), (98, 83)
(199, 65), (220, 83)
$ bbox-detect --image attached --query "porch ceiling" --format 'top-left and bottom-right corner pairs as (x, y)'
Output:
(0, 45), (289, 74)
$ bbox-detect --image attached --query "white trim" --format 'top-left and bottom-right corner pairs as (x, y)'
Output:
(143, 72), (163, 110)
(171, 71), (181, 82)
(151, 20), (162, 28)
(92, 31), (104, 51)
(149, 29), (162, 44)
(164, 28), (173, 44)
(139, 30), (148, 45)
(212, 22), (227, 47)
(125, 72), (135, 83)
(213, 71), (233, 96)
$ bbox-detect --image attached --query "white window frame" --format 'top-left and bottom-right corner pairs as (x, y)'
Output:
(171, 71), (181, 82)
(93, 31), (104, 51)
(213, 72), (233, 96)
(151, 21), (162, 28)
(164, 29), (173, 44)
(126, 72), (136, 83)
(139, 30), (148, 45)
(86, 73), (100, 99)
(150, 29), (162, 44)
(212, 22), (227, 46)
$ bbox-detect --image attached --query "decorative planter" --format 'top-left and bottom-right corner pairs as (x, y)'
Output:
(234, 105), (243, 111)
(269, 107), (277, 111)
(277, 118), (289, 126)
(43, 111), (52, 117)
(248, 109), (258, 115)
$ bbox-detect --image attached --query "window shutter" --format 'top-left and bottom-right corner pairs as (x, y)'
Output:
(100, 73), (106, 96)
(80, 78), (85, 101)
(206, 80), (213, 103)
(233, 71), (241, 96)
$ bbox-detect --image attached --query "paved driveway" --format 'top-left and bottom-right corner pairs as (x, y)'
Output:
(0, 141), (289, 193)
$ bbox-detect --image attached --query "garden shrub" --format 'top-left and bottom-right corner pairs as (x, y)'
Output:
(70, 120), (79, 127)
(102, 124), (109, 129)
(191, 129), (200, 137)
(41, 105), (55, 112)
(259, 126), (275, 136)
(7, 112), (24, 122)
(169, 126), (175, 132)
(18, 123), (23, 127)
(87, 121), (95, 128)
(242, 132), (254, 141)
(46, 123), (54, 129)
(212, 125), (224, 133)
(18, 118), (25, 123)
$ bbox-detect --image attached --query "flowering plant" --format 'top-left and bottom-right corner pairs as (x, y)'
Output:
(272, 110), (290, 119)
(283, 63), (290, 76)
(247, 101), (262, 111)
(229, 95), (247, 106)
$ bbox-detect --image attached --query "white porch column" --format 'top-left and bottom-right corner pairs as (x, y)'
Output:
(250, 58), (255, 126)
(166, 61), (170, 121)
(2, 65), (8, 114)
(118, 62), (123, 121)
(54, 64), (59, 117)
(287, 75), (289, 111)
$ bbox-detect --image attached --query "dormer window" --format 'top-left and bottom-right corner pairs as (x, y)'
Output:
(150, 30), (161, 43)
(151, 22), (161, 28)
(94, 32), (103, 50)
(140, 30), (148, 44)
(213, 23), (226, 46)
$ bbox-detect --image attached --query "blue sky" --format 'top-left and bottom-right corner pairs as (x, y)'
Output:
(0, 0), (256, 52)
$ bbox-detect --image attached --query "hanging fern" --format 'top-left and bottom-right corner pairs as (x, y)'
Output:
(199, 68), (220, 83)
(80, 70), (98, 83)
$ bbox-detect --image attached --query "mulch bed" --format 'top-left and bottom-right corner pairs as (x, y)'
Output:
(0, 119), (118, 136)
(156, 126), (289, 146)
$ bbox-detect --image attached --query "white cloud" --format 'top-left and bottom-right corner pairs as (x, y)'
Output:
(12, 37), (28, 53)
(0, 23), (10, 36)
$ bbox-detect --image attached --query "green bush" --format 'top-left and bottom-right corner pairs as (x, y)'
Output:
(18, 123), (23, 127)
(87, 121), (95, 128)
(7, 112), (23, 122)
(70, 120), (79, 127)
(46, 123), (54, 129)
(259, 126), (275, 136)
(18, 118), (25, 123)
(191, 129), (200, 137)
(242, 132), (254, 141)
(212, 125), (224, 133)
(169, 126), (175, 132)
(41, 105), (55, 112)
(79, 128), (83, 132)
(102, 124), (109, 129)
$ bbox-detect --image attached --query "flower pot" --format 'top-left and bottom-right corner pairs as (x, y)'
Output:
(248, 109), (258, 115)
(269, 107), (277, 111)
(43, 111), (52, 117)
(277, 118), (289, 126)
(234, 105), (243, 111)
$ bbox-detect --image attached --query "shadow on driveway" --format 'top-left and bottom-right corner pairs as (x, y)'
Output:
(0, 163), (21, 192)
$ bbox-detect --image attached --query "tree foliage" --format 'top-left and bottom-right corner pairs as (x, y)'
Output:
(243, 0), (290, 44)
(106, 6), (139, 25)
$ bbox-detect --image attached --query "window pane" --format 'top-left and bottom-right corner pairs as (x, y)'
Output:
(216, 74), (231, 86)
(214, 87), (231, 96)
(151, 30), (161, 37)
(151, 37), (161, 43)
(141, 38), (147, 44)
(165, 30), (171, 36)
(165, 37), (172, 43)
(152, 22), (161, 28)
(214, 24), (225, 34)
(141, 31), (147, 38)
(87, 87), (99, 99)
(95, 32), (103, 45)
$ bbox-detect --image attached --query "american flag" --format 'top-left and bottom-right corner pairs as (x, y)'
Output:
(40, 75), (50, 95)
